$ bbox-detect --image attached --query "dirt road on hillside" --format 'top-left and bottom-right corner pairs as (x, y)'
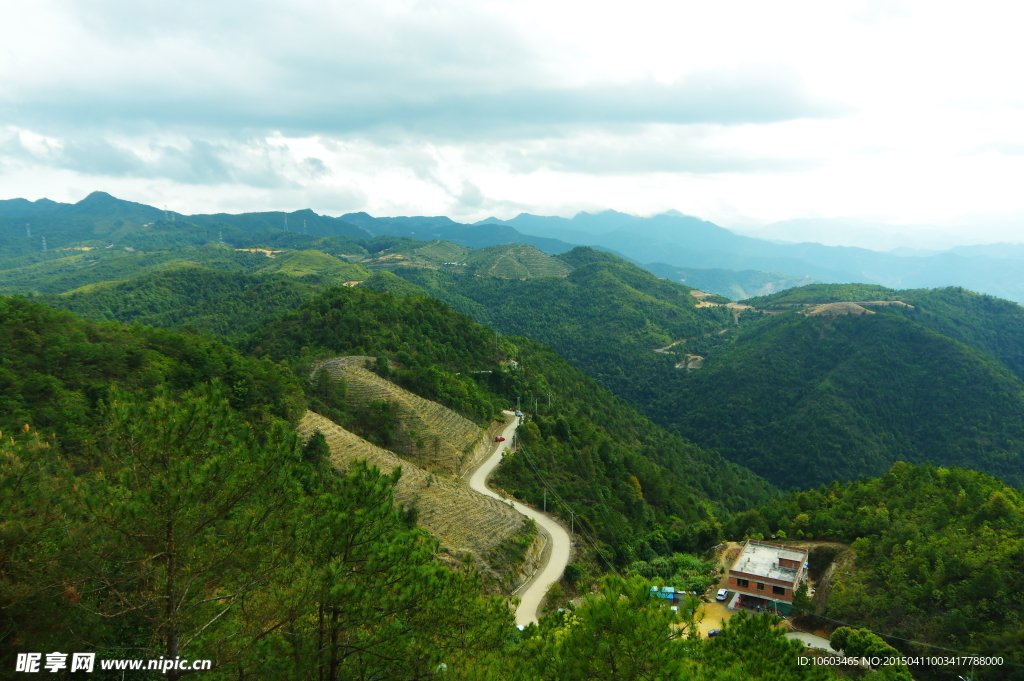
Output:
(469, 411), (572, 627)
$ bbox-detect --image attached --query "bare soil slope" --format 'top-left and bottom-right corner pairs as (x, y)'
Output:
(312, 356), (490, 477)
(298, 410), (526, 577)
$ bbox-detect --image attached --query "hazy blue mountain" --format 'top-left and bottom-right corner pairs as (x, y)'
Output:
(949, 242), (1024, 260)
(734, 217), (971, 251)
(0, 197), (69, 216)
(642, 262), (818, 300)
(188, 207), (372, 239)
(490, 209), (1024, 303)
(341, 211), (581, 254)
(10, 192), (1024, 302)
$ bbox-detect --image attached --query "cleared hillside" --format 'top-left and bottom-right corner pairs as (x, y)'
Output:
(464, 244), (573, 278)
(297, 410), (530, 580)
(312, 356), (490, 477)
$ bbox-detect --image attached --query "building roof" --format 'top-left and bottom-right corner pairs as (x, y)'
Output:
(730, 541), (807, 584)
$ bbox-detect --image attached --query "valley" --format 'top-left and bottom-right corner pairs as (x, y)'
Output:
(3, 193), (1024, 679)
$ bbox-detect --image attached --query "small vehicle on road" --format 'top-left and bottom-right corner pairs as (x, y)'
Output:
(494, 436), (506, 442)
(716, 589), (729, 601)
(707, 629), (722, 637)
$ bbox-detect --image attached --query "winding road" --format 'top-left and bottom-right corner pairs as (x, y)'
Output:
(469, 411), (572, 627)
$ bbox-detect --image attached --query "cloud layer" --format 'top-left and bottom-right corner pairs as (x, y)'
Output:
(1, 0), (1023, 241)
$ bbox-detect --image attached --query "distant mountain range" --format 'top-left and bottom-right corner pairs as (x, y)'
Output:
(5, 192), (1024, 302)
(477, 211), (1024, 304)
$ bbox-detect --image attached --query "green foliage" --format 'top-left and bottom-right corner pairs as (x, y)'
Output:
(625, 553), (717, 594)
(486, 519), (539, 590)
(245, 287), (504, 422)
(522, 575), (698, 679)
(738, 462), (1024, 678)
(72, 384), (303, 670)
(0, 245), (273, 295)
(467, 576), (836, 681)
(657, 306), (1024, 488)
(41, 267), (325, 338)
(1, 383), (512, 678)
(488, 334), (775, 564)
(744, 283), (899, 307)
(388, 250), (736, 409)
(0, 294), (304, 451)
(241, 284), (772, 556)
(829, 628), (912, 679)
(358, 269), (429, 297)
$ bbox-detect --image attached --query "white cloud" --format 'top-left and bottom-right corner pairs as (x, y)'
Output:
(0, 0), (1022, 242)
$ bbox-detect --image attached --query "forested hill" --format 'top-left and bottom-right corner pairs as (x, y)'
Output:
(0, 294), (304, 451)
(242, 286), (776, 557)
(746, 283), (1024, 381)
(378, 263), (1024, 491)
(730, 462), (1024, 680)
(382, 248), (734, 410)
(16, 267), (779, 559)
(657, 306), (1024, 489)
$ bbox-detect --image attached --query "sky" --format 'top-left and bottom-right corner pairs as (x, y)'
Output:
(1, 0), (1023, 245)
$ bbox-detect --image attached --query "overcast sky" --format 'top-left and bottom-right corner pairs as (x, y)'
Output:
(1, 0), (1023, 243)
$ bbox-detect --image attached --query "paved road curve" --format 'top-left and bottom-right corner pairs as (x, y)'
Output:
(469, 411), (572, 628)
(786, 631), (835, 653)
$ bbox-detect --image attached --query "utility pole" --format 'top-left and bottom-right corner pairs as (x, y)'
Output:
(548, 392), (552, 408)
(41, 236), (47, 252)
(534, 397), (538, 414)
(516, 396), (520, 411)
(303, 219), (307, 234)
(543, 489), (546, 513)
(570, 511), (575, 536)
(284, 214), (288, 230)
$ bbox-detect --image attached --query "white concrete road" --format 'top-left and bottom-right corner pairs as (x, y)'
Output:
(786, 631), (836, 653)
(469, 411), (572, 628)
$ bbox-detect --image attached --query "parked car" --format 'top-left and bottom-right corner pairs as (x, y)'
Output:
(494, 436), (506, 442)
(716, 589), (729, 601)
(707, 629), (723, 637)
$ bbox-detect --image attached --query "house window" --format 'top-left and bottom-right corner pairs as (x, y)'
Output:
(773, 585), (785, 595)
(737, 579), (749, 588)
(756, 582), (764, 591)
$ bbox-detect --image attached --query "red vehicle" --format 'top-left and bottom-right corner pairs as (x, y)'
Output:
(494, 436), (506, 442)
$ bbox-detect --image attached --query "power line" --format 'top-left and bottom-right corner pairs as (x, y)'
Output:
(516, 442), (618, 574)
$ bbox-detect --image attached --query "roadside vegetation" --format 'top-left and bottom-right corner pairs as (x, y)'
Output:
(729, 462), (1024, 680)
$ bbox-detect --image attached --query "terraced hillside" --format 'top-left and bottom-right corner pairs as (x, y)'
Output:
(297, 411), (532, 581)
(355, 240), (572, 279)
(464, 244), (572, 278)
(312, 356), (491, 477)
(255, 248), (369, 281)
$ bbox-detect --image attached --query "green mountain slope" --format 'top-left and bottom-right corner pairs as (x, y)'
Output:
(0, 297), (814, 681)
(747, 283), (1024, 393)
(732, 462), (1024, 678)
(27, 259), (777, 560)
(387, 249), (735, 408)
(0, 294), (304, 451)
(656, 307), (1024, 489)
(40, 267), (327, 338)
(243, 287), (776, 555)
(378, 262), (1024, 492)
(0, 246), (273, 294)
